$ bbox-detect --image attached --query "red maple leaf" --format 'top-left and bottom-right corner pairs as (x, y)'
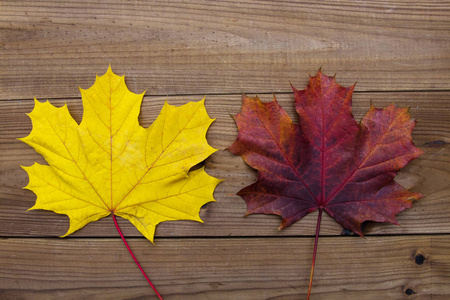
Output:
(229, 70), (423, 298)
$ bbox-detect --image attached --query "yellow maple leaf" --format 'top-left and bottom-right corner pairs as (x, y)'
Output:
(20, 67), (221, 242)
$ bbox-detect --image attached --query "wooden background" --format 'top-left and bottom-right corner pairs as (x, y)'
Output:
(1, 1), (449, 299)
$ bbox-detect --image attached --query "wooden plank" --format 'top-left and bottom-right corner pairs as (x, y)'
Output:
(1, 92), (449, 237)
(1, 0), (449, 100)
(0, 236), (448, 299)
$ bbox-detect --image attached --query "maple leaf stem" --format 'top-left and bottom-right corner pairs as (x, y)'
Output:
(112, 214), (164, 300)
(306, 207), (323, 300)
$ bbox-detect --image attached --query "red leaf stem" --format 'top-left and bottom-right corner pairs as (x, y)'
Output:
(113, 214), (163, 300)
(307, 208), (322, 300)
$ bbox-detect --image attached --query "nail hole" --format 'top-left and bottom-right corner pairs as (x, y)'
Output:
(405, 288), (416, 295)
(415, 254), (425, 265)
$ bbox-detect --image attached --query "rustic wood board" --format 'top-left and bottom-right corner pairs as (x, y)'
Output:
(0, 236), (449, 299)
(1, 92), (449, 238)
(1, 0), (450, 100)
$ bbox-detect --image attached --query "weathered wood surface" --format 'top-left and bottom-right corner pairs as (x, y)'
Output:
(1, 0), (450, 100)
(1, 0), (449, 299)
(0, 236), (449, 300)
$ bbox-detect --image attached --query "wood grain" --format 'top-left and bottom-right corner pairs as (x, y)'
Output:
(1, 0), (450, 100)
(0, 236), (448, 299)
(1, 92), (449, 238)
